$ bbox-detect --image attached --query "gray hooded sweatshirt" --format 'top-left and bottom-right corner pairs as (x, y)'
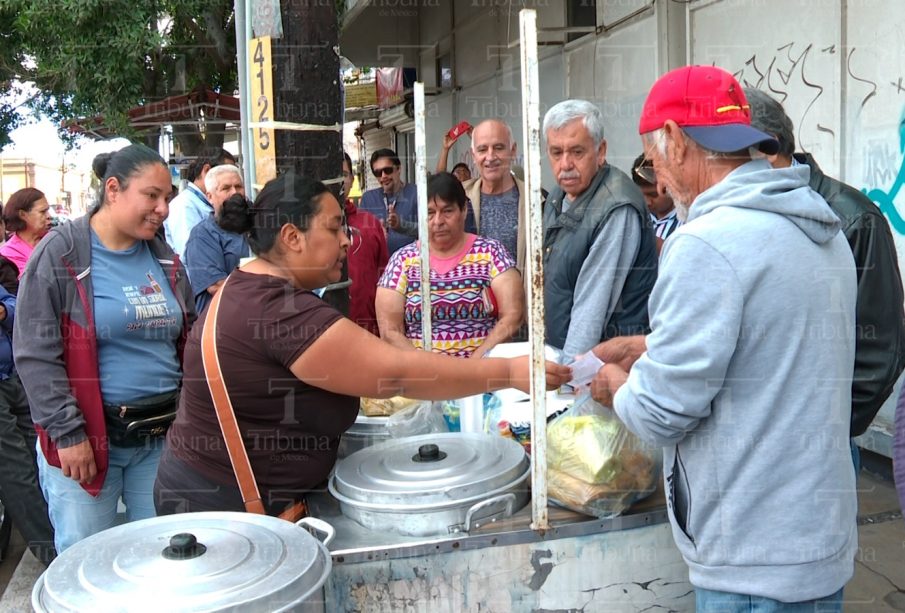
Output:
(614, 159), (858, 602)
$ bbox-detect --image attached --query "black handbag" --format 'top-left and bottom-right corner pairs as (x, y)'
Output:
(103, 389), (179, 447)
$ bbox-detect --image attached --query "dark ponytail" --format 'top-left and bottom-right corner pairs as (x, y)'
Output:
(91, 152), (113, 181)
(218, 194), (255, 234)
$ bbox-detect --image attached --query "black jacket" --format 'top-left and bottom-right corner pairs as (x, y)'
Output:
(797, 153), (905, 436)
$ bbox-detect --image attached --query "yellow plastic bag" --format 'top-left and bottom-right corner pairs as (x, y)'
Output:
(547, 394), (659, 518)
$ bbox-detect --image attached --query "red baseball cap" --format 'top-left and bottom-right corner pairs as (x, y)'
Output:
(639, 65), (779, 155)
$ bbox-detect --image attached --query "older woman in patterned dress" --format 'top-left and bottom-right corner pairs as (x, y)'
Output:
(375, 172), (524, 359)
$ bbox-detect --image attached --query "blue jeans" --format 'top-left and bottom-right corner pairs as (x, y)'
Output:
(695, 587), (844, 612)
(37, 437), (165, 553)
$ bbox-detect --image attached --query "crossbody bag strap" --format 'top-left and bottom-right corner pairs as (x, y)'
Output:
(201, 276), (267, 515)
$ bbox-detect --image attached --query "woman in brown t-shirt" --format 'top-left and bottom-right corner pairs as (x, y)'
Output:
(154, 174), (571, 516)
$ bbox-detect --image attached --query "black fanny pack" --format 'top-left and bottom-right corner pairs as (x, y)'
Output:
(103, 389), (179, 447)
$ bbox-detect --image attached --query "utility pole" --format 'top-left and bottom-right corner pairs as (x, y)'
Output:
(271, 0), (347, 314)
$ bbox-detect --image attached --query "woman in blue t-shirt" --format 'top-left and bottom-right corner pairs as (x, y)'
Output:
(14, 144), (196, 553)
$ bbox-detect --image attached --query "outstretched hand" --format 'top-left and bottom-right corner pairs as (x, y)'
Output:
(507, 356), (572, 394)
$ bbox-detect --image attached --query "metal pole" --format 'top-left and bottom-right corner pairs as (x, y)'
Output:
(414, 82), (432, 353)
(519, 8), (548, 532)
(235, 0), (255, 196)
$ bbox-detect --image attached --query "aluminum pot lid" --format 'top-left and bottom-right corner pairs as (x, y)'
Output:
(34, 512), (330, 612)
(330, 433), (529, 509)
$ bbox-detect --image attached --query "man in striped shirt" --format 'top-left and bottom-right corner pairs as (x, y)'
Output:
(632, 153), (680, 254)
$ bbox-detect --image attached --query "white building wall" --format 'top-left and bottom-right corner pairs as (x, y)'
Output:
(564, 6), (661, 172)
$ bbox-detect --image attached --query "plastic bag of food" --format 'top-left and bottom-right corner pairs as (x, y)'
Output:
(436, 400), (462, 432)
(547, 393), (659, 518)
(386, 401), (449, 438)
(360, 396), (420, 417)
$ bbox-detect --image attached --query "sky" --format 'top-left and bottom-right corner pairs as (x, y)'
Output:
(4, 114), (129, 175)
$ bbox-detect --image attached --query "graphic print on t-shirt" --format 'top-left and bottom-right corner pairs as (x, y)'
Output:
(123, 271), (177, 332)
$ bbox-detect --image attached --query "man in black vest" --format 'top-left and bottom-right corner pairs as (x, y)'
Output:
(542, 99), (658, 357)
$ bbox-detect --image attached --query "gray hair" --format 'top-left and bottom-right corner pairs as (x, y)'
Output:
(743, 88), (796, 159)
(543, 100), (605, 147)
(204, 164), (243, 192)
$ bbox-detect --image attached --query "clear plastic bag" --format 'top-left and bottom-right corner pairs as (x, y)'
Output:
(386, 400), (449, 438)
(546, 393), (660, 518)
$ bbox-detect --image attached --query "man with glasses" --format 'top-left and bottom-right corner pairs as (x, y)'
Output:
(361, 148), (476, 256)
(542, 99), (658, 358)
(632, 153), (679, 255)
(342, 152), (388, 335)
(359, 149), (420, 255)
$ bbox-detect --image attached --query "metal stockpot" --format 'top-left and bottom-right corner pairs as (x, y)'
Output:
(336, 413), (390, 459)
(32, 512), (334, 612)
(329, 433), (530, 536)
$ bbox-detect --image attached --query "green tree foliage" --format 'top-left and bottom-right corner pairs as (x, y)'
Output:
(0, 4), (29, 149)
(0, 0), (238, 153)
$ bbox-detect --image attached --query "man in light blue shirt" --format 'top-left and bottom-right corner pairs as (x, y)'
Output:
(163, 148), (235, 257)
(184, 165), (250, 313)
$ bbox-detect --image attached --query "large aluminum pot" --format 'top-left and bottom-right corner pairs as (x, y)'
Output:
(32, 513), (334, 612)
(336, 413), (390, 458)
(329, 433), (529, 536)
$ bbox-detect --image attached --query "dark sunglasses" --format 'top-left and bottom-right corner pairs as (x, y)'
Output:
(372, 166), (396, 178)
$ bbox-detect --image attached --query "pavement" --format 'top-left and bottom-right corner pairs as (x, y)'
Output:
(1, 454), (903, 612)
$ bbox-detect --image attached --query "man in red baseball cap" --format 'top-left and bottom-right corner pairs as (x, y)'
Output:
(590, 65), (858, 611)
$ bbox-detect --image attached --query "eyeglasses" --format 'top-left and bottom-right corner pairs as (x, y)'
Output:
(634, 144), (658, 185)
(634, 162), (657, 185)
(372, 166), (396, 178)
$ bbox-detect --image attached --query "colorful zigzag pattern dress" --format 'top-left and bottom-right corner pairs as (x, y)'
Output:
(378, 234), (516, 357)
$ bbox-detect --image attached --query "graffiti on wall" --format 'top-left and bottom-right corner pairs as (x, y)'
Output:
(862, 108), (905, 235)
(732, 43), (884, 149)
(733, 42), (832, 147)
(733, 42), (905, 235)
